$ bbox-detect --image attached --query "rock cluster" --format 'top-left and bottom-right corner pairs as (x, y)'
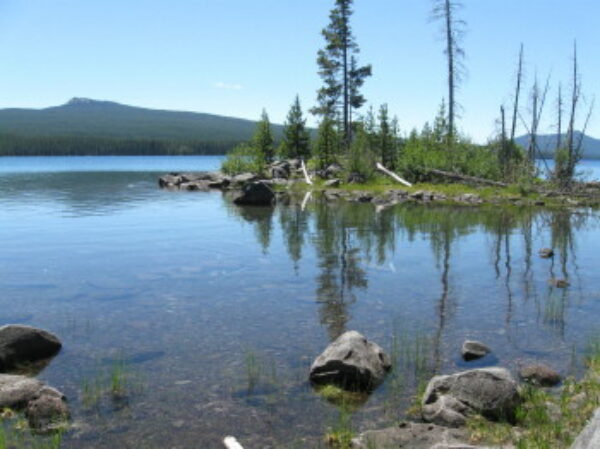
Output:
(0, 325), (68, 432)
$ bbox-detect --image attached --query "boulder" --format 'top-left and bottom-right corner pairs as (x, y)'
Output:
(158, 174), (182, 188)
(309, 331), (391, 392)
(0, 374), (69, 432)
(0, 325), (62, 372)
(538, 248), (554, 258)
(232, 182), (275, 206)
(325, 163), (343, 179)
(462, 340), (491, 361)
(570, 408), (600, 449)
(231, 173), (258, 187)
(352, 421), (469, 449)
(25, 386), (70, 432)
(422, 368), (521, 427)
(519, 364), (561, 387)
(456, 193), (483, 204)
(324, 179), (340, 188)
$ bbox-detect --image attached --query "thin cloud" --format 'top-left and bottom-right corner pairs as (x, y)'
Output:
(214, 82), (243, 91)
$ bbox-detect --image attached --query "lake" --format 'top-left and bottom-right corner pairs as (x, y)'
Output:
(1, 156), (600, 448)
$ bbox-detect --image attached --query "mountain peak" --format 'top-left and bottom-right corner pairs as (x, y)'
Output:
(64, 97), (120, 108)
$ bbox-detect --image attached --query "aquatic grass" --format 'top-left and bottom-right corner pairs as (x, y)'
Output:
(244, 348), (261, 393)
(323, 406), (354, 449)
(0, 423), (63, 449)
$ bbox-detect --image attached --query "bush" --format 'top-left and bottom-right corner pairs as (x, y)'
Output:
(221, 143), (264, 175)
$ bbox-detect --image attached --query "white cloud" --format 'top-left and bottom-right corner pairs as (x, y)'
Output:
(214, 82), (243, 91)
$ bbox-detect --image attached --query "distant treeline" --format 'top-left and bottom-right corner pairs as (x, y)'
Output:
(0, 134), (237, 156)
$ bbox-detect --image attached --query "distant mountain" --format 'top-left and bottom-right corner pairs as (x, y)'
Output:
(515, 132), (600, 159)
(0, 97), (283, 142)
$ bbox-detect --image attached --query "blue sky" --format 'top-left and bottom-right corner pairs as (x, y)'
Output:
(0, 0), (598, 142)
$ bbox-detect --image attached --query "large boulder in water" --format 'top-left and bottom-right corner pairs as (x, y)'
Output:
(0, 325), (62, 372)
(232, 182), (275, 206)
(422, 367), (521, 427)
(309, 331), (391, 392)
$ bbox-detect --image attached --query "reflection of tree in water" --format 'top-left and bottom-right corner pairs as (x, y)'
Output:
(278, 204), (309, 272)
(313, 201), (368, 340)
(233, 205), (274, 254)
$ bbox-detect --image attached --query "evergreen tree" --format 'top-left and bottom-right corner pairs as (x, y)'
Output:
(281, 95), (310, 160)
(315, 116), (340, 169)
(253, 109), (274, 164)
(313, 0), (371, 149)
(378, 104), (394, 168)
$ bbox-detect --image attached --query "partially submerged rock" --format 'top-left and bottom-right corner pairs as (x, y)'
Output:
(309, 330), (391, 392)
(352, 421), (469, 449)
(0, 374), (69, 432)
(538, 248), (554, 258)
(462, 340), (491, 361)
(232, 182), (275, 206)
(422, 367), (521, 427)
(519, 364), (562, 387)
(549, 278), (570, 288)
(0, 325), (62, 372)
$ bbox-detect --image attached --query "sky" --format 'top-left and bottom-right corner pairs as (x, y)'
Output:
(0, 0), (598, 142)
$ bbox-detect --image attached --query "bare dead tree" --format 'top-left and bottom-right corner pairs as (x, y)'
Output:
(510, 44), (524, 143)
(431, 0), (466, 144)
(556, 83), (563, 152)
(527, 73), (551, 164)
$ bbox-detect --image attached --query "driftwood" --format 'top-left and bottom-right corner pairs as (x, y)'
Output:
(428, 169), (508, 188)
(376, 162), (412, 187)
(301, 159), (313, 185)
(223, 436), (244, 449)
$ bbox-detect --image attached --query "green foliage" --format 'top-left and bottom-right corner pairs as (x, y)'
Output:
(314, 116), (340, 170)
(221, 143), (263, 175)
(346, 126), (376, 181)
(253, 109), (275, 164)
(280, 95), (311, 159)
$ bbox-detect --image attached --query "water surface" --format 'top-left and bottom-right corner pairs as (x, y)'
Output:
(1, 156), (600, 448)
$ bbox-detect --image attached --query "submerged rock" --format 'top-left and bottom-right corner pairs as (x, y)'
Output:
(549, 278), (570, 288)
(0, 325), (62, 372)
(232, 182), (275, 206)
(422, 367), (521, 427)
(519, 364), (562, 387)
(462, 340), (491, 361)
(309, 330), (391, 392)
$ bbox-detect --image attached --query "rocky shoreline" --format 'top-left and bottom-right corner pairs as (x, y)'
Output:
(158, 163), (600, 209)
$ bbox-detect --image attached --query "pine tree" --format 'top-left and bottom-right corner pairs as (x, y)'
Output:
(378, 104), (394, 168)
(315, 116), (340, 169)
(253, 109), (274, 164)
(313, 0), (371, 149)
(281, 95), (311, 160)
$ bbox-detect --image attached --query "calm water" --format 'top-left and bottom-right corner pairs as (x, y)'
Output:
(1, 156), (600, 448)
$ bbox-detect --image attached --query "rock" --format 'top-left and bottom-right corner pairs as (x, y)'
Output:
(0, 325), (62, 372)
(270, 162), (290, 179)
(352, 421), (469, 449)
(158, 173), (182, 188)
(456, 193), (482, 204)
(538, 248), (554, 258)
(325, 163), (343, 179)
(570, 407), (600, 449)
(232, 182), (275, 206)
(179, 181), (210, 191)
(324, 179), (340, 188)
(462, 340), (491, 361)
(549, 278), (570, 288)
(422, 368), (521, 427)
(518, 364), (562, 387)
(309, 330), (391, 392)
(350, 192), (373, 203)
(347, 172), (366, 184)
(231, 173), (258, 187)
(25, 386), (70, 432)
(0, 374), (69, 432)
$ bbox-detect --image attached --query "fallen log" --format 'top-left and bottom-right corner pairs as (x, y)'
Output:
(223, 436), (244, 449)
(427, 169), (508, 188)
(301, 159), (313, 185)
(376, 163), (412, 187)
